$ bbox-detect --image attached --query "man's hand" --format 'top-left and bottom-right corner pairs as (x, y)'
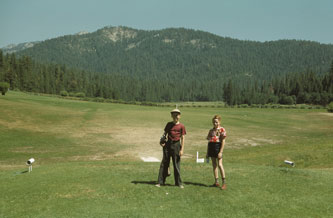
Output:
(160, 135), (167, 146)
(179, 150), (184, 156)
(218, 152), (223, 159)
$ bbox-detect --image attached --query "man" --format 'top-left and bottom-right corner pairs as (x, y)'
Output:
(156, 109), (186, 188)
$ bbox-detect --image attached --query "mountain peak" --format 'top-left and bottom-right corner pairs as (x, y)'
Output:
(100, 26), (137, 42)
(75, 31), (89, 35)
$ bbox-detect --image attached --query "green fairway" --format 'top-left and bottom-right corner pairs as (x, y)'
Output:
(1, 92), (332, 218)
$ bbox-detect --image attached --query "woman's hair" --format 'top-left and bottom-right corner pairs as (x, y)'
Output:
(212, 115), (221, 122)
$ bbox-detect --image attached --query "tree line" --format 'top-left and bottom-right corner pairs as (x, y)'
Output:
(0, 49), (332, 105)
(223, 67), (333, 106)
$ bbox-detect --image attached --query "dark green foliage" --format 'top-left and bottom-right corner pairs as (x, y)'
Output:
(328, 102), (333, 113)
(1, 48), (333, 105)
(0, 82), (10, 95)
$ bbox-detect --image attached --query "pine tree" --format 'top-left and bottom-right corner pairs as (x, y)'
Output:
(328, 61), (333, 93)
(223, 79), (233, 106)
(0, 50), (4, 81)
(5, 53), (18, 89)
(0, 49), (4, 70)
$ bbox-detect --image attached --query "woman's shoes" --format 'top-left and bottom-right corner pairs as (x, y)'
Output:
(221, 184), (226, 190)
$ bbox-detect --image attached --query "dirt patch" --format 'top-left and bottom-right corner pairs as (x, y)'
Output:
(318, 112), (333, 117)
(0, 164), (25, 170)
(109, 126), (201, 161)
(9, 146), (53, 154)
(67, 153), (115, 161)
(0, 118), (43, 132)
(111, 127), (164, 160)
(228, 137), (280, 148)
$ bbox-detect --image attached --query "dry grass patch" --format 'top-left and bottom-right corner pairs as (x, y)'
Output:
(55, 187), (98, 199)
(0, 163), (25, 170)
(318, 112), (333, 117)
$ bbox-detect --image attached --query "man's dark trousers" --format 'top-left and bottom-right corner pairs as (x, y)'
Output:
(158, 141), (182, 186)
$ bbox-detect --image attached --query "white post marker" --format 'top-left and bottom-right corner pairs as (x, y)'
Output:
(196, 151), (204, 163)
(26, 158), (35, 172)
(284, 160), (295, 167)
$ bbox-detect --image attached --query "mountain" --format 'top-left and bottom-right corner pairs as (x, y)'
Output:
(10, 26), (333, 83)
(1, 27), (333, 104)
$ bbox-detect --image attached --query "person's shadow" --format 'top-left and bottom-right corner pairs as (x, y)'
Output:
(183, 181), (209, 187)
(131, 181), (157, 185)
(131, 181), (173, 186)
(131, 181), (210, 187)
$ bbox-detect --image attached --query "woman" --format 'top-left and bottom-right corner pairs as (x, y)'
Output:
(206, 115), (227, 190)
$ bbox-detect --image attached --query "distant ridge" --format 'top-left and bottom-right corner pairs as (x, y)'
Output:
(5, 26), (333, 81)
(2, 41), (40, 54)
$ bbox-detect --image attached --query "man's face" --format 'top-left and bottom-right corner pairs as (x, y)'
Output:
(171, 112), (180, 122)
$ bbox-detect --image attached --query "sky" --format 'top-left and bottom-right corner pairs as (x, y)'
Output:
(1, 0), (333, 48)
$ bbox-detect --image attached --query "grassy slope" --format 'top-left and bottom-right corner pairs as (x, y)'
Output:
(0, 92), (332, 218)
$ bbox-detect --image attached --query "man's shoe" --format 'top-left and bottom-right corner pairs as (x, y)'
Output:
(221, 184), (226, 190)
(155, 184), (161, 187)
(179, 185), (184, 189)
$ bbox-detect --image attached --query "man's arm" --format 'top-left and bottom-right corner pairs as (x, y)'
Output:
(179, 135), (185, 156)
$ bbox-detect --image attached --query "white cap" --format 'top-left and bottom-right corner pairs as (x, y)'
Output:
(170, 108), (181, 114)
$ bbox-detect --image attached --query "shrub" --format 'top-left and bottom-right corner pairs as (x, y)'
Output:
(75, 92), (86, 98)
(0, 82), (10, 95)
(60, 90), (68, 97)
(93, 97), (105, 102)
(279, 95), (295, 105)
(239, 104), (249, 108)
(327, 102), (333, 113)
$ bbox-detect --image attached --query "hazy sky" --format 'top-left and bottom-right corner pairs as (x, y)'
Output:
(1, 0), (332, 48)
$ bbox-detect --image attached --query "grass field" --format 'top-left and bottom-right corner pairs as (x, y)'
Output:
(0, 91), (332, 218)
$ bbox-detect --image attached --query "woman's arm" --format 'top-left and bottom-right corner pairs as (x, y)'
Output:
(218, 138), (225, 159)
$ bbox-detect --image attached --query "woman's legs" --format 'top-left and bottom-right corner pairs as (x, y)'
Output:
(211, 157), (219, 185)
(218, 157), (226, 189)
(218, 157), (225, 179)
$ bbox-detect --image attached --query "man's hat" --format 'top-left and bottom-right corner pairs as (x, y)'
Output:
(170, 108), (181, 114)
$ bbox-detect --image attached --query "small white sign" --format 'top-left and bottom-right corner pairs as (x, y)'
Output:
(196, 158), (205, 163)
(141, 157), (160, 162)
(196, 151), (204, 163)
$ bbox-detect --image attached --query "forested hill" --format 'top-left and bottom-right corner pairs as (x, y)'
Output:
(14, 26), (333, 82)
